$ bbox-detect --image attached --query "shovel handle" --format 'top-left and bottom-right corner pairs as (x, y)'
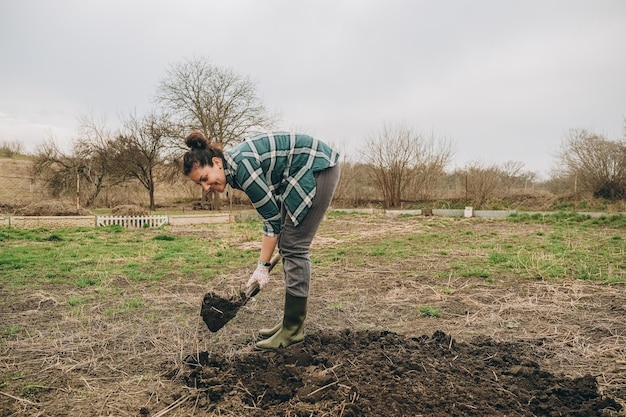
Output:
(244, 253), (281, 299)
(245, 281), (261, 299)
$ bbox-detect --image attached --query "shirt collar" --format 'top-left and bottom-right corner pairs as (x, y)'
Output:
(223, 153), (237, 187)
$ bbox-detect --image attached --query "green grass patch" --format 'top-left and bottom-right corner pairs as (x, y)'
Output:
(0, 223), (264, 288)
(122, 298), (144, 311)
(105, 298), (145, 315)
(508, 212), (626, 229)
(488, 252), (509, 264)
(1, 213), (624, 293)
(76, 276), (100, 288)
(456, 266), (491, 279)
(312, 214), (626, 282)
(67, 295), (89, 306)
(2, 325), (23, 337)
(153, 234), (176, 241)
(419, 306), (441, 318)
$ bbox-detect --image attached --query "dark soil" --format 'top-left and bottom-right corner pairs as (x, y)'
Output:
(200, 291), (247, 332)
(169, 330), (622, 416)
(201, 284), (261, 332)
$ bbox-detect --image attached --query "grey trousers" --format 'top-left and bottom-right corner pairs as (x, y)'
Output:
(278, 164), (341, 297)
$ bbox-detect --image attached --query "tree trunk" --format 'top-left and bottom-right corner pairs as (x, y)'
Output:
(149, 184), (155, 211)
(211, 191), (222, 210)
(201, 190), (222, 210)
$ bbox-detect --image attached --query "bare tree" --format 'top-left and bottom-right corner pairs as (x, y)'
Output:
(112, 111), (177, 210)
(462, 161), (502, 207)
(558, 129), (626, 199)
(362, 123), (453, 208)
(407, 134), (454, 200)
(332, 160), (376, 207)
(0, 140), (24, 158)
(155, 56), (275, 208)
(155, 56), (275, 147)
(74, 114), (122, 207)
(362, 124), (414, 208)
(33, 139), (79, 200)
(33, 128), (116, 209)
(498, 161), (539, 193)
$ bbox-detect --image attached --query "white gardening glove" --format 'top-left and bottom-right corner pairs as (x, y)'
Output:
(246, 261), (271, 289)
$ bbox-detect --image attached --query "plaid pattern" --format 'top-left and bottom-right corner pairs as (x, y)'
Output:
(224, 132), (339, 236)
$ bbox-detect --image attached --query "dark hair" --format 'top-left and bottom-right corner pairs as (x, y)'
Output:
(183, 131), (225, 176)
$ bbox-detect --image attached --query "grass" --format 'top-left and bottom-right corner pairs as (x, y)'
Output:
(314, 211), (625, 283)
(419, 306), (441, 318)
(508, 211), (626, 228)
(1, 325), (23, 337)
(1, 212), (624, 295)
(0, 223), (261, 289)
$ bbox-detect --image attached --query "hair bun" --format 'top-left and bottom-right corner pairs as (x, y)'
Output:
(185, 131), (209, 150)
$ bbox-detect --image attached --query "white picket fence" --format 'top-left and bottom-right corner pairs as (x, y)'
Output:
(96, 215), (169, 228)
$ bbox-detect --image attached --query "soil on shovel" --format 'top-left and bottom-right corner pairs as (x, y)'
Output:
(200, 291), (248, 332)
(170, 330), (622, 416)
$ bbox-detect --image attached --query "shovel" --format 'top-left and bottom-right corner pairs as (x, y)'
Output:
(200, 253), (281, 332)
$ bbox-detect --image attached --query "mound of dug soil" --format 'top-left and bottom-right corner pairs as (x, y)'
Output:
(14, 200), (91, 216)
(169, 330), (621, 417)
(111, 204), (148, 216)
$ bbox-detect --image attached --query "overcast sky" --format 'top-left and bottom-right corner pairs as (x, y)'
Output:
(1, 0), (625, 178)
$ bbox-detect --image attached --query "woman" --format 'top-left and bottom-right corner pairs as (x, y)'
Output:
(183, 131), (340, 350)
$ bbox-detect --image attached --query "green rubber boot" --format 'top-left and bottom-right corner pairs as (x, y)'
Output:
(255, 293), (307, 351)
(258, 322), (282, 339)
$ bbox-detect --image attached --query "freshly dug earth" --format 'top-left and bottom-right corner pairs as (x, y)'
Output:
(170, 330), (621, 416)
(110, 204), (148, 216)
(201, 291), (248, 332)
(12, 200), (91, 216)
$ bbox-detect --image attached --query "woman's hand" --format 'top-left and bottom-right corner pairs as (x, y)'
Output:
(247, 261), (271, 289)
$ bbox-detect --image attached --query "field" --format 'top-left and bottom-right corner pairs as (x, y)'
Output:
(1, 212), (626, 416)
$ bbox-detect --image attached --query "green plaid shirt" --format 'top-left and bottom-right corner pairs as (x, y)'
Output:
(224, 132), (339, 236)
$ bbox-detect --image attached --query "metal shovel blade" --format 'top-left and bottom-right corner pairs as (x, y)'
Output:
(200, 253), (281, 332)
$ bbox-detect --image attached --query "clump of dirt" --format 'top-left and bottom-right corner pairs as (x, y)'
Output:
(111, 204), (148, 216)
(170, 330), (621, 417)
(200, 290), (248, 332)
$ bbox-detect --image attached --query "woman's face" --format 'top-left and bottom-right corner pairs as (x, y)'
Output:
(188, 157), (227, 193)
